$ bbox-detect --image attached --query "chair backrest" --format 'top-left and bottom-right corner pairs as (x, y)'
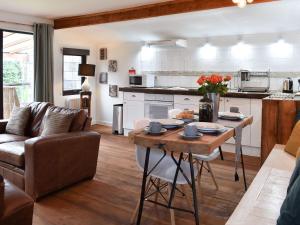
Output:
(168, 108), (183, 119)
(134, 118), (164, 171)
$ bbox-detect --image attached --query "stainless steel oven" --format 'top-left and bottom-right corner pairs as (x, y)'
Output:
(144, 94), (174, 119)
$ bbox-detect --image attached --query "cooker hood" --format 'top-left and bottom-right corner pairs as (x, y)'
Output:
(145, 39), (187, 48)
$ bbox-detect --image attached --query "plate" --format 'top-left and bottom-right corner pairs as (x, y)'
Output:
(144, 127), (167, 135)
(178, 131), (203, 140)
(152, 119), (184, 128)
(218, 112), (245, 121)
(189, 122), (225, 131)
(173, 115), (199, 123)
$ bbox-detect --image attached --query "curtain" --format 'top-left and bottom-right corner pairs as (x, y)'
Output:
(33, 23), (54, 102)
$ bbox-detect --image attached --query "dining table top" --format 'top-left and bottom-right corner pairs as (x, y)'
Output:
(129, 116), (253, 155)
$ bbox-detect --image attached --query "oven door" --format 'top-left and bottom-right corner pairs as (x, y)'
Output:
(144, 101), (174, 119)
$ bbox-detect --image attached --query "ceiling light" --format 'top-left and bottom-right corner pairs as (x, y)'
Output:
(232, 0), (254, 8)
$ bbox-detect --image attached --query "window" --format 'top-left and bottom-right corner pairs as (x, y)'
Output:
(62, 48), (89, 96)
(1, 30), (34, 119)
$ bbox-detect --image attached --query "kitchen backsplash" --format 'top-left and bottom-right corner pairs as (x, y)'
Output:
(143, 71), (300, 91)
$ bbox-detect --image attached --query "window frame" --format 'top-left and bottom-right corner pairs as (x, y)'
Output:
(62, 48), (90, 96)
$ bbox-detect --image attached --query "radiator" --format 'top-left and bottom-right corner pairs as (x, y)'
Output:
(65, 97), (80, 109)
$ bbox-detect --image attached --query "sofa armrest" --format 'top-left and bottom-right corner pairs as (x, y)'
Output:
(0, 176), (4, 216)
(24, 131), (101, 200)
(0, 120), (8, 134)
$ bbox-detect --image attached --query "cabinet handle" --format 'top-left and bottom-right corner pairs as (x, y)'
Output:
(184, 98), (190, 101)
(226, 99), (229, 102)
(132, 95), (136, 98)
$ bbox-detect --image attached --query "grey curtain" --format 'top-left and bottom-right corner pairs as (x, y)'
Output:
(33, 23), (54, 102)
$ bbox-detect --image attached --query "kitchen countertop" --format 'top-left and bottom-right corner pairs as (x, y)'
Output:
(119, 86), (272, 99)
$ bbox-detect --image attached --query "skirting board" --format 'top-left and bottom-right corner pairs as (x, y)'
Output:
(94, 120), (112, 126)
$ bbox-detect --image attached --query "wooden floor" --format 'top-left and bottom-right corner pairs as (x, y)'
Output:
(33, 125), (259, 225)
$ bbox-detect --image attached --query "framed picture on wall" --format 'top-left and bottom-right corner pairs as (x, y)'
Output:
(99, 72), (108, 84)
(100, 48), (107, 60)
(108, 60), (117, 72)
(109, 85), (118, 97)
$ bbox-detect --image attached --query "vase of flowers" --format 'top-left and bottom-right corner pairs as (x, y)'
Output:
(197, 74), (232, 122)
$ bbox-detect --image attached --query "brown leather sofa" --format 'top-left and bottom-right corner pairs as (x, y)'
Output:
(0, 102), (101, 200)
(0, 176), (34, 225)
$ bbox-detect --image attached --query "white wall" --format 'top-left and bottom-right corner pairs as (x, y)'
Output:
(53, 29), (99, 120)
(95, 42), (142, 125)
(0, 10), (52, 32)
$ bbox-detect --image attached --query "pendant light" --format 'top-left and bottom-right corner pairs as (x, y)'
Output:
(232, 0), (254, 8)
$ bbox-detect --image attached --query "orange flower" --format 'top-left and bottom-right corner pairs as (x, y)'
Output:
(224, 75), (232, 82)
(197, 75), (207, 85)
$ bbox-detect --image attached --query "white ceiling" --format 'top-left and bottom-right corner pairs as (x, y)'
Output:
(0, 0), (170, 19)
(54, 0), (300, 43)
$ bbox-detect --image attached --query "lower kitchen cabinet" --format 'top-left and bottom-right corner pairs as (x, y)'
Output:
(123, 99), (145, 130)
(250, 99), (262, 148)
(224, 97), (251, 146)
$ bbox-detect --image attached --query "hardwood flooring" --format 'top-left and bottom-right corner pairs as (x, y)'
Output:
(33, 125), (259, 225)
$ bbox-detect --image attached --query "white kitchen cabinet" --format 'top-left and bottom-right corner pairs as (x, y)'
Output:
(123, 92), (145, 130)
(224, 97), (251, 146)
(250, 99), (262, 148)
(174, 95), (200, 112)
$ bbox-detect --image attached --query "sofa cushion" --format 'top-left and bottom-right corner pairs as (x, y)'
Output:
(0, 142), (25, 168)
(5, 107), (30, 136)
(41, 106), (87, 132)
(26, 102), (52, 137)
(40, 109), (74, 136)
(0, 134), (28, 144)
(285, 121), (300, 157)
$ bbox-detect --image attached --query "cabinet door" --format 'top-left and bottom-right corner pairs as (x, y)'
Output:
(123, 100), (145, 130)
(250, 99), (262, 148)
(224, 98), (251, 146)
(174, 103), (198, 112)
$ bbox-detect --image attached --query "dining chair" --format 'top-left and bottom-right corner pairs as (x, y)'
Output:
(167, 109), (223, 190)
(131, 119), (198, 225)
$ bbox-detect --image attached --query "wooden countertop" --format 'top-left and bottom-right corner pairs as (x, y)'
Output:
(119, 87), (271, 99)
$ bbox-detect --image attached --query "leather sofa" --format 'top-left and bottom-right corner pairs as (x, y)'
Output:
(0, 102), (101, 200)
(0, 176), (34, 225)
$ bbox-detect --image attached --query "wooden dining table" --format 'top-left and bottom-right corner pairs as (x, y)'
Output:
(129, 116), (253, 225)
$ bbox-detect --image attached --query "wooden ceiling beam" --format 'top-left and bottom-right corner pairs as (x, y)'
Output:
(54, 0), (276, 29)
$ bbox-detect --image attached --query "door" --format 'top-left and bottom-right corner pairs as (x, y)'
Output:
(1, 30), (34, 119)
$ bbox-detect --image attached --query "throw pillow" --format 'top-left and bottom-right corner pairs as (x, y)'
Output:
(40, 109), (74, 136)
(5, 106), (30, 136)
(285, 121), (300, 157)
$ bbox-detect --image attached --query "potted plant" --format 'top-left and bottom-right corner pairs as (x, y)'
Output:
(197, 74), (232, 122)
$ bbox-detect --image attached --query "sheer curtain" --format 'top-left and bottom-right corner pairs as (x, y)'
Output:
(33, 23), (54, 102)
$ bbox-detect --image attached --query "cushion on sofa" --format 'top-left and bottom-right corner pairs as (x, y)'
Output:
(5, 107), (30, 136)
(285, 121), (300, 157)
(0, 142), (25, 168)
(40, 109), (74, 136)
(0, 134), (28, 144)
(41, 106), (87, 132)
(26, 102), (52, 137)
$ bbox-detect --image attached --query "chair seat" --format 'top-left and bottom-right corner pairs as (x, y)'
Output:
(193, 148), (220, 161)
(0, 142), (25, 168)
(0, 134), (28, 144)
(136, 146), (198, 185)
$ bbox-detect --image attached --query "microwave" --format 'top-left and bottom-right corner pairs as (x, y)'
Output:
(129, 74), (155, 87)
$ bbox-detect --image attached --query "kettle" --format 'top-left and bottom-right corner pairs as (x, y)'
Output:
(283, 77), (293, 93)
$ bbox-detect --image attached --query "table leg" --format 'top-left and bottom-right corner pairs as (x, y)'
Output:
(189, 152), (200, 225)
(168, 152), (183, 208)
(218, 146), (224, 160)
(240, 147), (247, 191)
(136, 147), (151, 225)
